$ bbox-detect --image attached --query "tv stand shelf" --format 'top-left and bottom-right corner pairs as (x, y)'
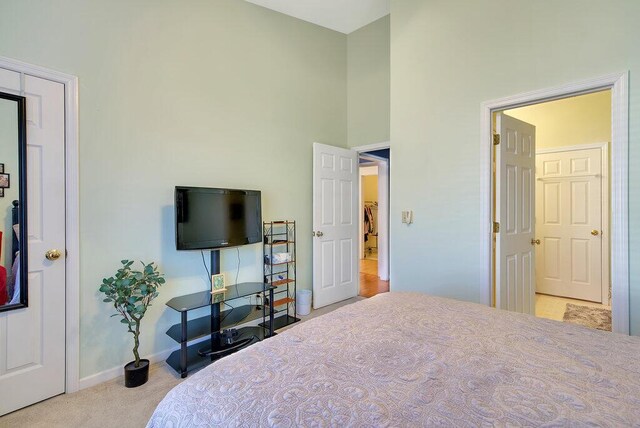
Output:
(165, 281), (275, 378)
(166, 326), (267, 375)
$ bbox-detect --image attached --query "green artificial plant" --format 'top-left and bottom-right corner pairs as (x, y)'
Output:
(99, 260), (165, 367)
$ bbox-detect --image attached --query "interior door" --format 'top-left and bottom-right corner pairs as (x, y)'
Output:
(312, 143), (358, 309)
(0, 70), (66, 415)
(535, 148), (603, 302)
(495, 113), (536, 314)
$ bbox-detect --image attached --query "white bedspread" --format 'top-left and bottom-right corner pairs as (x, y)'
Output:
(148, 292), (640, 427)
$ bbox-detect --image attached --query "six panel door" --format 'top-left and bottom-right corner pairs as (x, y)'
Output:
(496, 113), (536, 315)
(312, 143), (358, 309)
(0, 70), (66, 415)
(535, 148), (603, 302)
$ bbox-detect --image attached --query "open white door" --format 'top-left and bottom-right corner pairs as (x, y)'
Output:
(495, 113), (536, 314)
(0, 72), (66, 415)
(312, 143), (358, 309)
(535, 148), (603, 302)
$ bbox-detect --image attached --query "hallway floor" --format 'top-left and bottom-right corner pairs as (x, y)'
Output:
(535, 293), (610, 322)
(359, 258), (389, 298)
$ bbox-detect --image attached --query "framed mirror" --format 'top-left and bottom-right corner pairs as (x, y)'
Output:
(0, 91), (28, 312)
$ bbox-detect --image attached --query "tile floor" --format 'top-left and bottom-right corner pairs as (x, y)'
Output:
(535, 293), (610, 322)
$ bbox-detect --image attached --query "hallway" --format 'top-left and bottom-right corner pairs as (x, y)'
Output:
(359, 259), (389, 298)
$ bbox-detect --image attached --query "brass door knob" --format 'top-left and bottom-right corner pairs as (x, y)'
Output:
(591, 230), (600, 236)
(45, 249), (62, 261)
(316, 231), (324, 237)
(531, 239), (541, 245)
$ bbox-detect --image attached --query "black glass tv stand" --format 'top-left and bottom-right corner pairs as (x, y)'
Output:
(197, 336), (255, 357)
(165, 280), (276, 378)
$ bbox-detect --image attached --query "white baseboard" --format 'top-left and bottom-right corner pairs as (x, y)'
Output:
(76, 315), (279, 391)
(78, 347), (176, 390)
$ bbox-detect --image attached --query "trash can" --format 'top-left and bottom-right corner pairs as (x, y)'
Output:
(296, 290), (312, 316)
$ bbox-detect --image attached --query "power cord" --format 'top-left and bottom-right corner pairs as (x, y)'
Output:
(235, 247), (240, 296)
(202, 248), (241, 297)
(200, 250), (211, 286)
(220, 301), (235, 324)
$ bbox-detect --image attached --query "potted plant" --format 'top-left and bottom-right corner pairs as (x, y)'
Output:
(99, 260), (165, 387)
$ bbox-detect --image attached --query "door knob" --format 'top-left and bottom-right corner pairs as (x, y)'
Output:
(591, 230), (600, 236)
(45, 249), (62, 261)
(316, 231), (324, 237)
(531, 239), (541, 245)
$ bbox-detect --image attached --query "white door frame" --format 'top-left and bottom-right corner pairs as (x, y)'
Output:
(352, 142), (390, 281)
(0, 56), (80, 392)
(536, 143), (610, 305)
(480, 72), (629, 334)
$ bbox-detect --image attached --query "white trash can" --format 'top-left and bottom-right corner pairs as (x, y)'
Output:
(296, 290), (312, 316)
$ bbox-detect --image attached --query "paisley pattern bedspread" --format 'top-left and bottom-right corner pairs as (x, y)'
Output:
(148, 292), (640, 427)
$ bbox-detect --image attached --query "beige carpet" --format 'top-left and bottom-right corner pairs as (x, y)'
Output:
(563, 303), (612, 332)
(0, 296), (364, 428)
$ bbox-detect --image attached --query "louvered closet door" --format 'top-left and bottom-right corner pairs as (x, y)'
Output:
(0, 70), (66, 415)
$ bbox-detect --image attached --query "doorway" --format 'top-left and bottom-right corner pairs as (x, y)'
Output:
(484, 73), (629, 334)
(496, 91), (612, 331)
(311, 142), (390, 310)
(358, 148), (389, 298)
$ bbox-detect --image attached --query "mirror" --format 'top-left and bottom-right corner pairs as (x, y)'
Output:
(0, 91), (27, 312)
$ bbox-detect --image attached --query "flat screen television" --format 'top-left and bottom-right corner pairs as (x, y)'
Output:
(175, 186), (262, 250)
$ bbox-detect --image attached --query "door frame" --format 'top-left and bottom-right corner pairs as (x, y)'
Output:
(480, 72), (629, 334)
(0, 56), (80, 392)
(352, 142), (390, 281)
(535, 142), (610, 305)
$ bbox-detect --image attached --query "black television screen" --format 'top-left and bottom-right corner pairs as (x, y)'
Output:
(175, 187), (262, 250)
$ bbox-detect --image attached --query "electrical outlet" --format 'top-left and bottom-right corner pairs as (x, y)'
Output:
(402, 210), (413, 224)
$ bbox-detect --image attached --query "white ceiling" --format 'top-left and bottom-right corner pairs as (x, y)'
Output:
(245, 0), (390, 34)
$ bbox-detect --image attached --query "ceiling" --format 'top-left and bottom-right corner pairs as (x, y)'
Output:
(245, 0), (390, 34)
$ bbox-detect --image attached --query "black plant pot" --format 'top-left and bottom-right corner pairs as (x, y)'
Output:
(124, 359), (149, 388)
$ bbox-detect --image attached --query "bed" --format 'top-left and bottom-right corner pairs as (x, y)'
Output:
(148, 292), (640, 426)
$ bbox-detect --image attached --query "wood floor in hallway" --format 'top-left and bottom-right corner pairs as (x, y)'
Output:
(359, 258), (389, 298)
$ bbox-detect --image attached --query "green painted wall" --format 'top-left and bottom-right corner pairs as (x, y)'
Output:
(347, 15), (390, 147)
(390, 0), (640, 334)
(0, 0), (347, 378)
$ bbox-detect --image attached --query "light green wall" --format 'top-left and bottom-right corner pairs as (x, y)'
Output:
(390, 0), (640, 334)
(0, 0), (347, 378)
(347, 15), (390, 147)
(0, 99), (18, 271)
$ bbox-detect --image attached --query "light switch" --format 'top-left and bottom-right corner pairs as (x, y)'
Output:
(402, 210), (413, 224)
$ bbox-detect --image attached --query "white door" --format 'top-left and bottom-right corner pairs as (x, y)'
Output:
(312, 143), (358, 309)
(535, 148), (603, 302)
(495, 113), (536, 314)
(0, 71), (66, 415)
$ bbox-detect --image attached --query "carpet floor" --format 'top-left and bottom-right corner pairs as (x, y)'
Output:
(563, 303), (612, 331)
(0, 296), (365, 428)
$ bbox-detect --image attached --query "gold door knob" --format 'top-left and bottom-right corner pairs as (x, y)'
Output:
(531, 239), (541, 245)
(591, 230), (600, 236)
(316, 231), (324, 237)
(45, 249), (62, 261)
